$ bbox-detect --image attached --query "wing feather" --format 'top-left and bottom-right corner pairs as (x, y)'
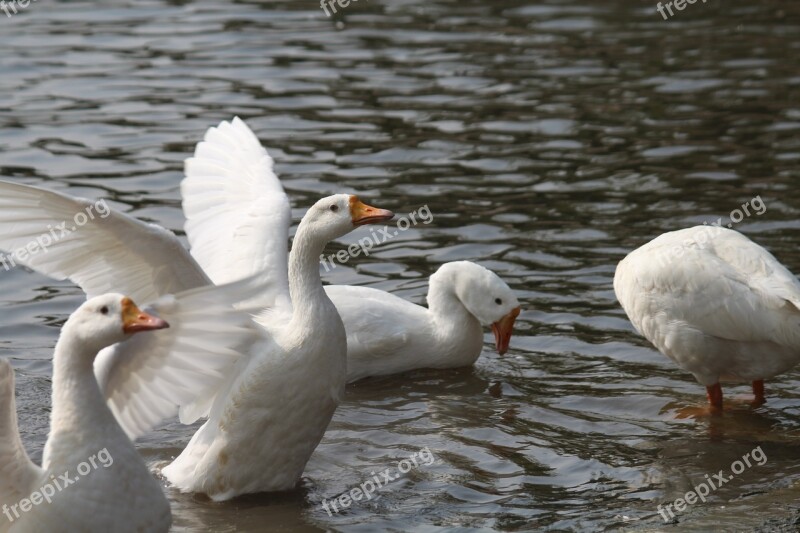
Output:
(181, 117), (291, 310)
(94, 278), (265, 440)
(0, 180), (210, 303)
(616, 227), (800, 348)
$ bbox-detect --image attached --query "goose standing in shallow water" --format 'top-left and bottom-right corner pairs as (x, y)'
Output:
(326, 261), (521, 383)
(614, 226), (800, 412)
(0, 295), (173, 533)
(162, 194), (393, 499)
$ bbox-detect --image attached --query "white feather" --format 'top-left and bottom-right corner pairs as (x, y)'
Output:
(94, 277), (266, 440)
(614, 226), (800, 386)
(0, 180), (210, 304)
(181, 117), (292, 311)
(0, 360), (43, 530)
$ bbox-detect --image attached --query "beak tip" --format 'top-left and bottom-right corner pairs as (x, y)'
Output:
(492, 307), (520, 356)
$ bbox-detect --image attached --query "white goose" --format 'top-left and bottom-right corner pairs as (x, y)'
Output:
(162, 193), (393, 499)
(184, 118), (521, 384)
(0, 287), (251, 533)
(614, 226), (800, 411)
(327, 261), (521, 383)
(0, 180), (392, 500)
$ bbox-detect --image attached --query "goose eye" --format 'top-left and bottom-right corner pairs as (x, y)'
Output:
(330, 204), (339, 212)
(495, 298), (502, 305)
(100, 306), (109, 315)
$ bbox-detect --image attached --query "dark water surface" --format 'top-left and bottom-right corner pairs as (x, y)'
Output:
(2, 1), (800, 531)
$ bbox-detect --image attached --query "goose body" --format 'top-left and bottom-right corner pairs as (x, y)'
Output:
(162, 194), (391, 498)
(0, 295), (172, 533)
(157, 119), (393, 499)
(614, 226), (800, 408)
(326, 261), (521, 383)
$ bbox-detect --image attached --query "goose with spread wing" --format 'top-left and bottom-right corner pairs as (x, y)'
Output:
(0, 174), (392, 500)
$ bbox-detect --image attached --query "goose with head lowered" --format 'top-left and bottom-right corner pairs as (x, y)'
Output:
(0, 282), (259, 533)
(182, 118), (522, 385)
(0, 178), (392, 499)
(615, 226), (800, 413)
(327, 261), (521, 383)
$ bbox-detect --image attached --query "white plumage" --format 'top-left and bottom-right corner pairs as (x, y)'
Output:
(0, 287), (252, 533)
(0, 186), (390, 503)
(162, 119), (393, 499)
(0, 117), (394, 502)
(614, 226), (800, 408)
(0, 181), (262, 442)
(181, 117), (292, 311)
(185, 120), (523, 384)
(327, 261), (521, 383)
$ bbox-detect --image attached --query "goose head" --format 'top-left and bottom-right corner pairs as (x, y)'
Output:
(433, 261), (521, 355)
(62, 294), (169, 356)
(301, 194), (394, 242)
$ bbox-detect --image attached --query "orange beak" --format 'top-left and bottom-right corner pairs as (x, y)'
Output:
(349, 196), (394, 226)
(121, 297), (170, 334)
(492, 306), (520, 355)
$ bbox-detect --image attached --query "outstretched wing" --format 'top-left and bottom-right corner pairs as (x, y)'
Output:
(0, 180), (210, 304)
(94, 277), (265, 440)
(0, 359), (43, 515)
(181, 117), (292, 310)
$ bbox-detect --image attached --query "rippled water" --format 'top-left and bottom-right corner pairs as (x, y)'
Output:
(2, 1), (800, 531)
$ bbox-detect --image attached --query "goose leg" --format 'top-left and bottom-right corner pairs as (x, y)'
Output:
(752, 380), (765, 406)
(706, 383), (723, 411)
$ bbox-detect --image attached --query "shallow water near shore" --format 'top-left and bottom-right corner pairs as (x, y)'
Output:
(2, 1), (800, 531)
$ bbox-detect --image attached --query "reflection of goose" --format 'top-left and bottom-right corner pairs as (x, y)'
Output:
(328, 261), (521, 383)
(615, 226), (800, 411)
(190, 119), (521, 384)
(0, 288), (245, 532)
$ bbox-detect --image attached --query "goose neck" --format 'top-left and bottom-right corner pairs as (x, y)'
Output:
(50, 333), (112, 434)
(428, 269), (476, 332)
(288, 222), (332, 321)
